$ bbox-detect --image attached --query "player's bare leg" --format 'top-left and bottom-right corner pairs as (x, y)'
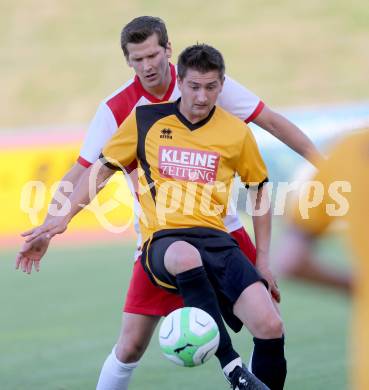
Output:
(233, 282), (286, 390)
(116, 313), (160, 362)
(164, 241), (268, 389)
(247, 294), (281, 374)
(234, 283), (283, 338)
(96, 313), (160, 390)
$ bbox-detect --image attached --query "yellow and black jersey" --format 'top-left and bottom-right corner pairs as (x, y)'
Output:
(102, 99), (268, 242)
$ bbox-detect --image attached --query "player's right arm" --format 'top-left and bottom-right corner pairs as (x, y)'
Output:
(23, 162), (115, 239)
(16, 161), (115, 274)
(44, 163), (87, 222)
(15, 234), (50, 274)
(21, 111), (139, 244)
(15, 103), (118, 274)
(45, 103), (118, 222)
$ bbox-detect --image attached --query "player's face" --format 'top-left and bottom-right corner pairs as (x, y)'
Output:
(177, 69), (224, 123)
(126, 34), (172, 93)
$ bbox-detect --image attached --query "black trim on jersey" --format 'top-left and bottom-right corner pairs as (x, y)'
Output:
(136, 103), (177, 202)
(245, 177), (269, 190)
(174, 98), (216, 131)
(99, 153), (122, 171)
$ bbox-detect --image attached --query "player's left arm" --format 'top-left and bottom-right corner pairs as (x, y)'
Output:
(250, 185), (280, 301)
(236, 125), (280, 300)
(253, 105), (323, 165)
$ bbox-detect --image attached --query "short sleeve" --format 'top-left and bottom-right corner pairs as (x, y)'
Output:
(236, 124), (268, 186)
(101, 110), (138, 169)
(216, 75), (264, 123)
(79, 103), (118, 165)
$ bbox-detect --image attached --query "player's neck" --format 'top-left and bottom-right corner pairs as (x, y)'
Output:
(145, 65), (172, 99)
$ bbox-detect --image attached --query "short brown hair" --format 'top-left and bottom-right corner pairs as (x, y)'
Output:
(177, 44), (225, 80)
(121, 16), (169, 58)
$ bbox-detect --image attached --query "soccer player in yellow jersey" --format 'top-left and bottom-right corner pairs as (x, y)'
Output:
(20, 44), (287, 389)
(276, 129), (369, 390)
(15, 16), (324, 390)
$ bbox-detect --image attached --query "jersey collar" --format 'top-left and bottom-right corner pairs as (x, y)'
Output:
(174, 98), (216, 131)
(134, 63), (176, 103)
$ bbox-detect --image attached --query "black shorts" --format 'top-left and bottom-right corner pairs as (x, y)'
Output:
(141, 227), (266, 332)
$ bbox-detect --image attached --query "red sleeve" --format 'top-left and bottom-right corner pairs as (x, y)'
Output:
(245, 101), (265, 123)
(77, 156), (92, 168)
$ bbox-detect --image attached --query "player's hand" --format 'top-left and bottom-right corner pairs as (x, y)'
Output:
(15, 234), (51, 274)
(257, 264), (281, 303)
(21, 217), (68, 243)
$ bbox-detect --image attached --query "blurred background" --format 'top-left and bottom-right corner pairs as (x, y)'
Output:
(1, 1), (369, 389)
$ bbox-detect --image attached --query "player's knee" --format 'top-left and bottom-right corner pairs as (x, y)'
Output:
(164, 241), (202, 275)
(267, 315), (284, 338)
(115, 339), (145, 363)
(257, 314), (284, 339)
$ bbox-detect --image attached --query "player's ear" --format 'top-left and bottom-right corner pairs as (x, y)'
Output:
(177, 75), (183, 91)
(124, 51), (133, 68)
(165, 41), (172, 59)
(219, 76), (225, 93)
(126, 56), (133, 68)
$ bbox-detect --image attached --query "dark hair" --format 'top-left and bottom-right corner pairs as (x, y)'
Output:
(121, 16), (169, 58)
(177, 44), (225, 80)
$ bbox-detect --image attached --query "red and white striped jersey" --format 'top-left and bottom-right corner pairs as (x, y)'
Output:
(78, 63), (265, 256)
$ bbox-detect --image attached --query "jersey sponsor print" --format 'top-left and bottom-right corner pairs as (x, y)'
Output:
(159, 146), (220, 184)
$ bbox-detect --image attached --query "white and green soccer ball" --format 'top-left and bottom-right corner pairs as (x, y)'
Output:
(159, 307), (220, 367)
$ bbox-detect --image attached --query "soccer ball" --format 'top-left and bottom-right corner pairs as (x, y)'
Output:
(159, 307), (220, 367)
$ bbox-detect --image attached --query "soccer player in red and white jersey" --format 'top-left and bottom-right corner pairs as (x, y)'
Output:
(17, 16), (321, 390)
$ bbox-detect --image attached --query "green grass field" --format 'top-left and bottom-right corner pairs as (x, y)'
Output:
(1, 238), (350, 390)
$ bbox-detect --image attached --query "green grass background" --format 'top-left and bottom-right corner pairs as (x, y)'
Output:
(1, 1), (361, 389)
(2, 0), (369, 128)
(1, 236), (350, 390)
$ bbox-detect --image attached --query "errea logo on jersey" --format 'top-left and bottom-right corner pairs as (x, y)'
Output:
(160, 128), (173, 139)
(158, 146), (220, 184)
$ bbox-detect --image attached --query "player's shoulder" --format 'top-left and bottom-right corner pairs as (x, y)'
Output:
(213, 106), (254, 147)
(101, 78), (136, 104)
(215, 105), (249, 129)
(136, 101), (176, 115)
(325, 128), (369, 163)
(98, 78), (144, 125)
(339, 128), (369, 150)
(134, 101), (177, 130)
